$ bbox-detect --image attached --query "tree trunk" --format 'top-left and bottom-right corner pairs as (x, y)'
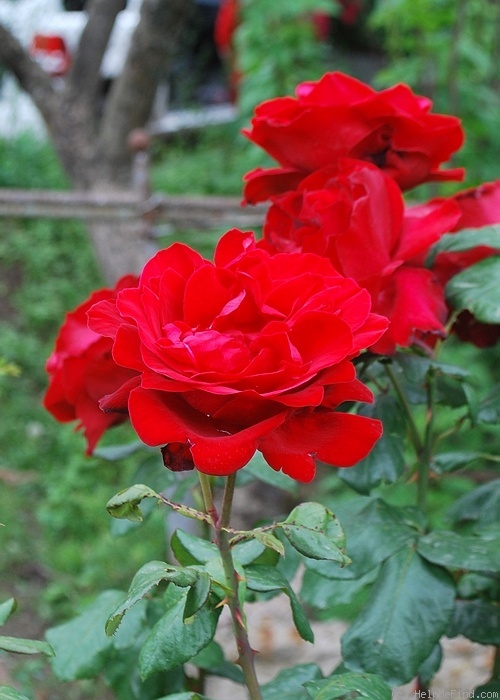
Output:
(0, 0), (195, 282)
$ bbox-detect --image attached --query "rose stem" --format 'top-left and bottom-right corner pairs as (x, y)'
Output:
(385, 362), (434, 514)
(198, 472), (263, 700)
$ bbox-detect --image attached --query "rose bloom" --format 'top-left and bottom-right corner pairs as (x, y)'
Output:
(88, 229), (388, 482)
(432, 180), (500, 347)
(242, 71), (464, 203)
(260, 160), (462, 354)
(43, 275), (140, 454)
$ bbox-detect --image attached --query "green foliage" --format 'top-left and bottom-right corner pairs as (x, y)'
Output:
(341, 547), (455, 685)
(305, 672), (393, 700)
(370, 0), (500, 185)
(446, 257), (500, 323)
(234, 0), (335, 116)
(261, 664), (323, 700)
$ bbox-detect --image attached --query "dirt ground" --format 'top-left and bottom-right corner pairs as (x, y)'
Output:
(207, 596), (494, 699)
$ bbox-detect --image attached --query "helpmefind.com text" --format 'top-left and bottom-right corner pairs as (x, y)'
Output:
(393, 691), (498, 699)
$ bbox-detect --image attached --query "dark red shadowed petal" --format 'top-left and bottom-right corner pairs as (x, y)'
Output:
(161, 442), (195, 472)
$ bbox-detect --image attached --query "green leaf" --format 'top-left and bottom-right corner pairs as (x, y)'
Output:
(170, 529), (219, 566)
(417, 644), (443, 687)
(418, 530), (500, 573)
(239, 450), (298, 494)
(46, 590), (125, 680)
(0, 636), (54, 656)
(230, 533), (283, 567)
(475, 681), (500, 696)
(106, 561), (199, 636)
(245, 531), (285, 558)
(305, 498), (416, 580)
(341, 547), (455, 685)
(300, 568), (378, 611)
(261, 664), (323, 700)
(427, 224), (500, 266)
(282, 503), (349, 565)
(0, 599), (16, 627)
(340, 396), (406, 494)
(184, 571), (211, 619)
(0, 688), (32, 700)
(305, 671), (392, 699)
(447, 480), (500, 527)
(106, 484), (161, 522)
(94, 441), (146, 461)
(231, 536), (267, 565)
(245, 565), (314, 643)
(154, 694), (213, 700)
(446, 256), (500, 323)
(139, 586), (220, 679)
(447, 600), (500, 644)
(432, 451), (482, 474)
(478, 383), (500, 424)
(111, 598), (148, 651)
(457, 572), (498, 599)
(191, 640), (244, 683)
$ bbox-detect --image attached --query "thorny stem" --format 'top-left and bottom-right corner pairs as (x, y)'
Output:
(385, 363), (423, 457)
(385, 362), (435, 514)
(419, 368), (436, 513)
(198, 472), (263, 700)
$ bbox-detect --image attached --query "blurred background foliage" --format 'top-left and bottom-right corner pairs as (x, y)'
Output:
(0, 0), (499, 695)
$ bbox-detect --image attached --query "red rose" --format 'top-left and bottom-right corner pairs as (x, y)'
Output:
(242, 72), (464, 203)
(88, 230), (387, 482)
(260, 160), (461, 354)
(43, 275), (140, 454)
(432, 180), (500, 346)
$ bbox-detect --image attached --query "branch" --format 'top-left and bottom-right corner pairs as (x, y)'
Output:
(65, 0), (126, 103)
(97, 0), (195, 181)
(0, 23), (59, 128)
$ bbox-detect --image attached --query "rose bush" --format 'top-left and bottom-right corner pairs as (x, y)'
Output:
(259, 159), (461, 354)
(242, 71), (465, 203)
(431, 180), (500, 346)
(43, 275), (139, 454)
(87, 229), (387, 481)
